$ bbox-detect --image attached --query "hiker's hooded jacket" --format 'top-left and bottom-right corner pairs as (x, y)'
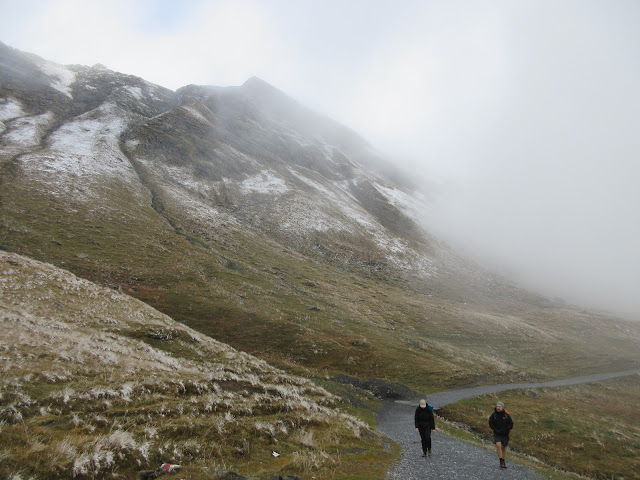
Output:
(489, 409), (513, 435)
(415, 406), (435, 430)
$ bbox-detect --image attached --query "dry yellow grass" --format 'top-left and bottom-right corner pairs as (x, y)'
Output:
(0, 251), (395, 479)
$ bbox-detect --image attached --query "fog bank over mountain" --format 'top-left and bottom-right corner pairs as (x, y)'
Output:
(406, 2), (640, 320)
(423, 165), (640, 320)
(342, 1), (640, 321)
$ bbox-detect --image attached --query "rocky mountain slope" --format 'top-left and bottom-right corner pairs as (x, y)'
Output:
(0, 41), (447, 282)
(2, 40), (640, 397)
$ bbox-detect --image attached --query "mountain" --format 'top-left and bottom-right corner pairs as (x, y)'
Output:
(2, 39), (640, 479)
(3, 40), (640, 380)
(2, 40), (640, 467)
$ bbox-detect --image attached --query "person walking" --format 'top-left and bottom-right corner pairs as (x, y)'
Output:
(489, 401), (513, 468)
(414, 399), (436, 456)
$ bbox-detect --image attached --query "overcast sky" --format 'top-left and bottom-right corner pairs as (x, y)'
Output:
(2, 0), (639, 319)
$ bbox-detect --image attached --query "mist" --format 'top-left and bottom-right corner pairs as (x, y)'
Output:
(1, 0), (639, 319)
(412, 2), (640, 320)
(312, 1), (640, 319)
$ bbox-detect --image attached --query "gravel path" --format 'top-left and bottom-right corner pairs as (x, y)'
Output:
(377, 369), (640, 479)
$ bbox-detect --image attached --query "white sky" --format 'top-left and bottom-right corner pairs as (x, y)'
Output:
(2, 0), (639, 319)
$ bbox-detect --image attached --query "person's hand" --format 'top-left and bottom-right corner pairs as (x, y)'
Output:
(415, 428), (419, 434)
(432, 429), (436, 434)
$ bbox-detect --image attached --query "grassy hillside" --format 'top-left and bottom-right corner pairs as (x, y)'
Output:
(0, 251), (397, 479)
(2, 173), (639, 395)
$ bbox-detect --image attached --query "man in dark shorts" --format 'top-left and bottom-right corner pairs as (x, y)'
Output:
(489, 401), (513, 468)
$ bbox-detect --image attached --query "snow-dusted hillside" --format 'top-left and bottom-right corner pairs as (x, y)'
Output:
(0, 41), (448, 280)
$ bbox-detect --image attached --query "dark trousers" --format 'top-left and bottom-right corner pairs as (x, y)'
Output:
(418, 426), (432, 452)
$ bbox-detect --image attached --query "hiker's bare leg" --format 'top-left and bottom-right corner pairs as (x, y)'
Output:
(500, 444), (507, 459)
(495, 441), (504, 459)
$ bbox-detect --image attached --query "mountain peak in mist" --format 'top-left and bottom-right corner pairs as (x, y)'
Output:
(241, 75), (280, 93)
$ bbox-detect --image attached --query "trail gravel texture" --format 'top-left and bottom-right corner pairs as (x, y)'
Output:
(377, 369), (640, 480)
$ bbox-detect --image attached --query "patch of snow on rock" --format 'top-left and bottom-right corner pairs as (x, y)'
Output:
(125, 139), (139, 150)
(18, 102), (141, 198)
(240, 170), (288, 195)
(155, 163), (213, 196)
(49, 102), (126, 157)
(122, 86), (143, 100)
(374, 182), (427, 223)
(3, 112), (55, 148)
(315, 138), (354, 166)
(182, 105), (210, 125)
(288, 167), (379, 231)
(215, 144), (262, 170)
(34, 58), (76, 98)
(375, 235), (436, 276)
(288, 167), (337, 199)
(163, 184), (240, 230)
(144, 83), (166, 101)
(285, 171), (435, 274)
(318, 140), (336, 159)
(0, 97), (26, 121)
(277, 199), (342, 233)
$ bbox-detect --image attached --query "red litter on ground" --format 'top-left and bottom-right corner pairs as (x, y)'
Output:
(161, 463), (181, 472)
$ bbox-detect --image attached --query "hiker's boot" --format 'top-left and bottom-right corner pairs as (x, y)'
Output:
(500, 458), (507, 469)
(428, 449), (432, 456)
(422, 451), (427, 457)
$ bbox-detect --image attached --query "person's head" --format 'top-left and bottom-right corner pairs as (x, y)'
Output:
(419, 399), (427, 408)
(496, 401), (504, 412)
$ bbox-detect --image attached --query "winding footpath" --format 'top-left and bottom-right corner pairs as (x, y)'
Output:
(377, 369), (640, 479)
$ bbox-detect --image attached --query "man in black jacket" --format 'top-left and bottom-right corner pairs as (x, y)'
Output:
(489, 401), (513, 468)
(414, 399), (436, 456)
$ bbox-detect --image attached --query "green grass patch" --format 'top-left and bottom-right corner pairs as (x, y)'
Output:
(439, 376), (640, 479)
